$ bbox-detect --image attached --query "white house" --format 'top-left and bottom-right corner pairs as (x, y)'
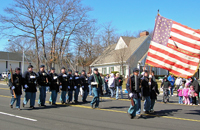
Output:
(90, 31), (169, 77)
(0, 51), (31, 74)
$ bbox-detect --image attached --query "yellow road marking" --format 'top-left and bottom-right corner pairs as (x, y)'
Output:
(0, 88), (9, 90)
(0, 94), (200, 122)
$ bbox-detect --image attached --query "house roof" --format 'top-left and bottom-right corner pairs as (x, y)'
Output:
(0, 51), (29, 62)
(90, 35), (149, 66)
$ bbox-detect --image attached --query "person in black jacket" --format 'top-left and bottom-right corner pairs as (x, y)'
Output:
(161, 77), (171, 103)
(37, 65), (50, 107)
(149, 71), (159, 113)
(66, 69), (73, 104)
(58, 67), (68, 104)
(115, 73), (123, 100)
(73, 71), (81, 103)
(9, 67), (23, 110)
(49, 67), (59, 105)
(190, 77), (200, 105)
(80, 70), (89, 102)
(22, 64), (37, 109)
(127, 68), (142, 119)
(141, 70), (151, 114)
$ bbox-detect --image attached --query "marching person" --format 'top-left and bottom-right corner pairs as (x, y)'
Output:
(58, 67), (68, 104)
(141, 70), (151, 114)
(149, 71), (159, 113)
(9, 67), (23, 110)
(115, 73), (123, 100)
(80, 70), (89, 102)
(73, 71), (81, 103)
(66, 69), (73, 104)
(89, 68), (103, 109)
(49, 67), (59, 105)
(23, 64), (37, 109)
(37, 65), (50, 107)
(127, 68), (142, 119)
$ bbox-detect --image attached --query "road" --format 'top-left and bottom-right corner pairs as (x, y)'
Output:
(0, 84), (199, 130)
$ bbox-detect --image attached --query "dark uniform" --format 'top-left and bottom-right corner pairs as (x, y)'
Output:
(58, 68), (68, 104)
(9, 67), (23, 109)
(66, 70), (73, 103)
(23, 65), (37, 108)
(37, 65), (50, 106)
(150, 75), (159, 112)
(73, 71), (81, 103)
(80, 70), (89, 102)
(127, 68), (142, 118)
(49, 68), (59, 105)
(89, 68), (102, 108)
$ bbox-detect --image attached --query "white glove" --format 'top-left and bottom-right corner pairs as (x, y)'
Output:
(74, 86), (77, 89)
(129, 93), (133, 98)
(23, 89), (26, 92)
(59, 86), (62, 89)
(46, 87), (49, 90)
(24, 84), (28, 88)
(141, 72), (145, 75)
(82, 86), (84, 88)
(68, 86), (70, 89)
(148, 82), (151, 85)
(149, 75), (152, 79)
(12, 86), (15, 90)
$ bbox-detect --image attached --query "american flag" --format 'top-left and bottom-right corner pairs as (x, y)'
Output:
(146, 15), (200, 78)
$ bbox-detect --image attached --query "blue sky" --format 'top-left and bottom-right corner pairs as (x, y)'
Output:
(0, 0), (200, 51)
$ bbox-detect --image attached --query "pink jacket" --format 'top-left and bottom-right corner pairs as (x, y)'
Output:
(177, 89), (183, 96)
(183, 88), (189, 97)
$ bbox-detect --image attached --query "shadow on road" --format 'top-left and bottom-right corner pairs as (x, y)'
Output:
(185, 110), (200, 115)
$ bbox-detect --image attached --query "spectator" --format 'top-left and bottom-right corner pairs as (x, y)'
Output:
(189, 86), (196, 105)
(177, 86), (183, 104)
(175, 77), (182, 97)
(108, 73), (115, 98)
(183, 82), (190, 105)
(115, 73), (123, 100)
(168, 74), (175, 96)
(104, 74), (109, 95)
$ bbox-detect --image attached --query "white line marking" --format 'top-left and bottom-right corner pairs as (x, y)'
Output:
(0, 112), (37, 122)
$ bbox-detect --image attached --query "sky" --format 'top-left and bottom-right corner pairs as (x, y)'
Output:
(0, 0), (200, 51)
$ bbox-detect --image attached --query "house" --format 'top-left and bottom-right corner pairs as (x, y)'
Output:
(0, 51), (31, 74)
(90, 31), (168, 78)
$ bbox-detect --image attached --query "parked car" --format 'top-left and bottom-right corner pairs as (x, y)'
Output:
(0, 74), (2, 79)
(2, 72), (10, 79)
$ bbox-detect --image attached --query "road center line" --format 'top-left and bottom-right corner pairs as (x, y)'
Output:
(0, 111), (37, 122)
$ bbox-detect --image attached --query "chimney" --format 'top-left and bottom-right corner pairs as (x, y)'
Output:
(140, 31), (149, 37)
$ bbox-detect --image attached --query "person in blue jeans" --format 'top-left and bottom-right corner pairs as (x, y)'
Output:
(89, 68), (103, 108)
(115, 73), (123, 100)
(108, 73), (115, 98)
(127, 68), (142, 119)
(168, 74), (175, 96)
(9, 67), (23, 110)
(80, 70), (89, 102)
(22, 64), (37, 109)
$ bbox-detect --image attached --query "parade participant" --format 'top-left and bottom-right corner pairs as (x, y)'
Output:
(149, 71), (159, 113)
(127, 68), (142, 119)
(87, 72), (92, 96)
(89, 68), (102, 109)
(141, 70), (151, 114)
(58, 67), (68, 104)
(80, 70), (89, 102)
(37, 65), (50, 107)
(23, 64), (37, 109)
(49, 67), (59, 105)
(9, 67), (23, 110)
(167, 74), (175, 96)
(73, 71), (81, 103)
(66, 69), (73, 104)
(115, 73), (123, 100)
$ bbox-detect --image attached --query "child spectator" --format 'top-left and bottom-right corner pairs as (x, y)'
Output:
(177, 86), (183, 104)
(183, 82), (190, 105)
(189, 86), (196, 105)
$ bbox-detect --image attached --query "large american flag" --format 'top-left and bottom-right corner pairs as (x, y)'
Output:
(146, 15), (200, 78)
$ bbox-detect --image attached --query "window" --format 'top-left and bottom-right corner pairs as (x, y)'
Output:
(6, 61), (8, 70)
(110, 67), (114, 73)
(102, 68), (107, 74)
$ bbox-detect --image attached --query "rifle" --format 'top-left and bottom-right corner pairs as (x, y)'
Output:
(10, 64), (16, 98)
(129, 77), (134, 106)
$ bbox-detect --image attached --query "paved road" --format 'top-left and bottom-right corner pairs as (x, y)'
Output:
(0, 84), (199, 130)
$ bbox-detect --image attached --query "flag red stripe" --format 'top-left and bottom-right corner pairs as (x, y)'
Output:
(173, 21), (200, 34)
(171, 28), (200, 41)
(147, 52), (195, 74)
(146, 59), (191, 78)
(149, 44), (199, 65)
(170, 36), (200, 50)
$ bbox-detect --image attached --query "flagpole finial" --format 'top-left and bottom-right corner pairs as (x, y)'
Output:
(158, 9), (160, 16)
